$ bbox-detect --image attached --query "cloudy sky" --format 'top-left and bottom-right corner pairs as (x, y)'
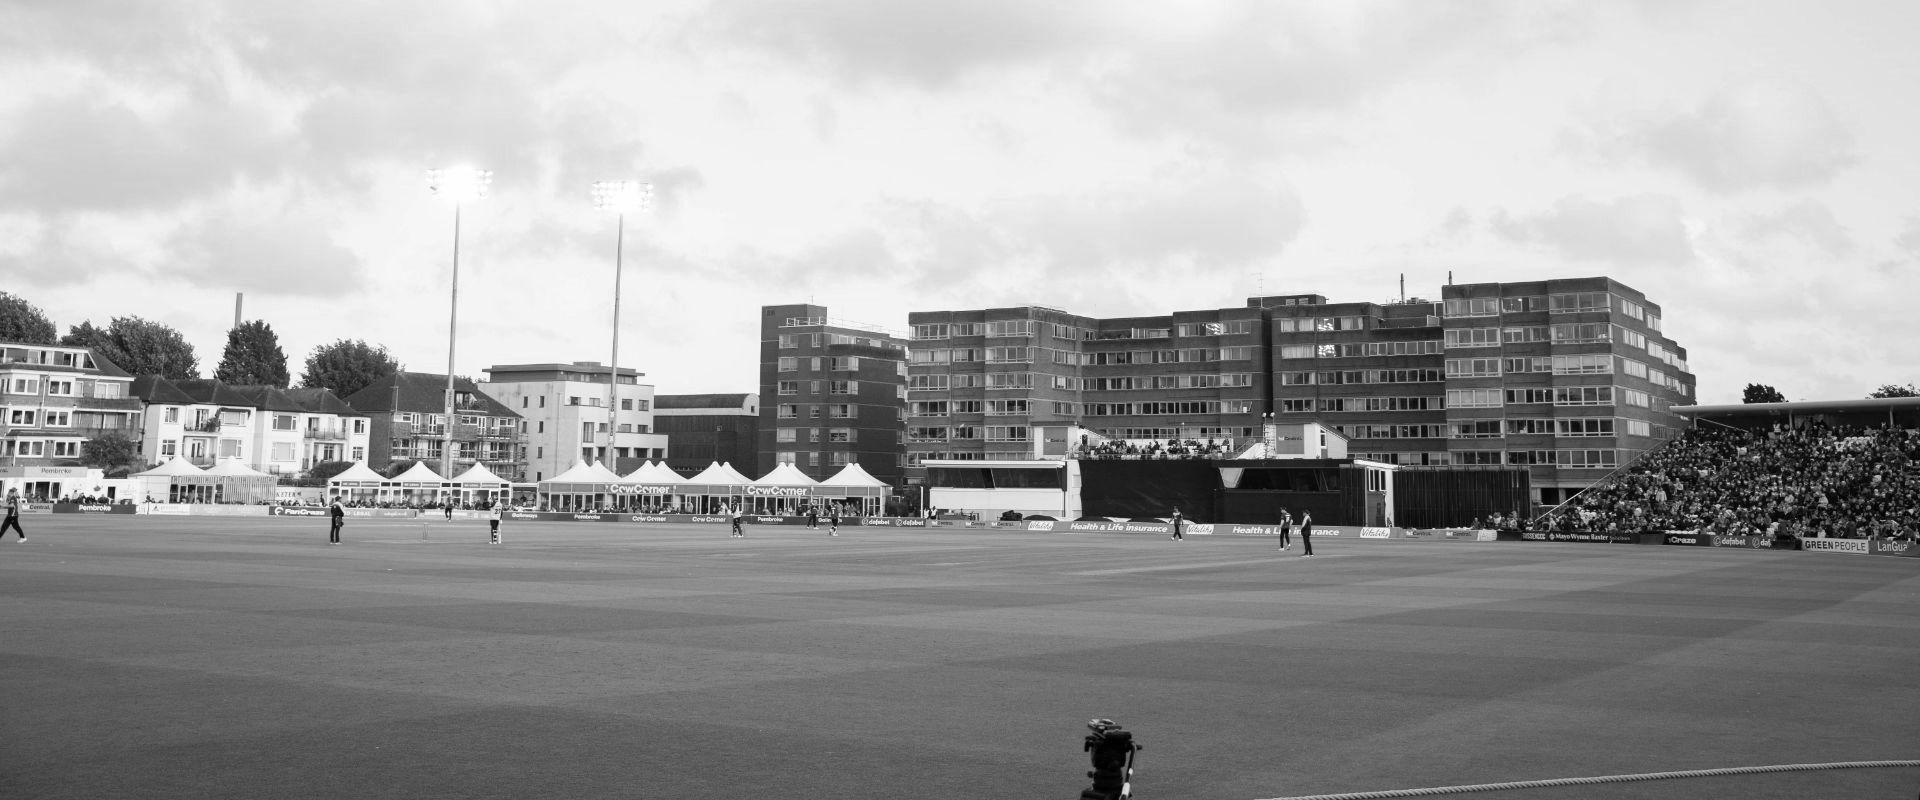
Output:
(3, 0), (1915, 403)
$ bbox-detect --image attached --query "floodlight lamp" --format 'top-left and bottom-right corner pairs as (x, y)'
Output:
(592, 180), (653, 214)
(426, 167), (492, 202)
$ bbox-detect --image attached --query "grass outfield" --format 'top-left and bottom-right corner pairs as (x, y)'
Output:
(2, 515), (1917, 800)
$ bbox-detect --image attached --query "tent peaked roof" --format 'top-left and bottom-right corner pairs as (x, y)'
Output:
(134, 455), (206, 477)
(454, 463), (509, 484)
(329, 460), (387, 483)
(755, 462), (818, 486)
(687, 461), (751, 486)
(545, 460), (602, 484)
(205, 457), (271, 477)
(622, 461), (677, 484)
(820, 462), (888, 487)
(585, 460), (623, 483)
(391, 461), (447, 484)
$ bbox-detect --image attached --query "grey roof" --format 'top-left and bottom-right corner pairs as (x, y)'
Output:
(655, 393), (753, 410)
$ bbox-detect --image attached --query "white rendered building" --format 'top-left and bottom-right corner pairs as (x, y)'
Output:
(478, 361), (668, 483)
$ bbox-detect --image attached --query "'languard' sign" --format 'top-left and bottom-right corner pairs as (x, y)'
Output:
(608, 485), (673, 495)
(746, 485), (815, 497)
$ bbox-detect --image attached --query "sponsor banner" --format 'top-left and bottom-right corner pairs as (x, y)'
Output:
(1711, 535), (1775, 550)
(142, 504), (191, 515)
(1188, 523), (1214, 535)
(20, 502), (54, 514)
(1025, 520), (1055, 531)
(1800, 538), (1870, 554)
(1660, 531), (1715, 547)
(505, 511), (548, 521)
(1359, 527), (1392, 539)
(51, 503), (137, 514)
(1542, 531), (1618, 544)
(627, 514), (672, 524)
(1397, 528), (1493, 541)
(687, 515), (729, 524)
(270, 507), (331, 517)
(1869, 539), (1920, 558)
(1223, 524), (1282, 536)
(896, 518), (927, 527)
(1065, 521), (1172, 534)
(750, 515), (806, 526)
(192, 504), (272, 517)
(744, 486), (814, 497)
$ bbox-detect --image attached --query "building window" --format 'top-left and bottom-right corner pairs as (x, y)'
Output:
(1549, 292), (1609, 313)
(778, 381), (800, 395)
(829, 428), (854, 443)
(1443, 327), (1500, 348)
(778, 357), (799, 372)
(777, 428), (797, 443)
(830, 381), (857, 395)
(1442, 297), (1500, 317)
(778, 404), (799, 419)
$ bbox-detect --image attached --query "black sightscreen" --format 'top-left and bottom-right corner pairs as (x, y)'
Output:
(927, 466), (1061, 490)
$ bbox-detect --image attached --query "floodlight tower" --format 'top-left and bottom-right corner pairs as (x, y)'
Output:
(426, 166), (491, 483)
(591, 180), (653, 469)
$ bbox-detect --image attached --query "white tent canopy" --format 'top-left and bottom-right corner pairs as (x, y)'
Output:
(545, 460), (602, 485)
(205, 457), (271, 477)
(390, 461), (448, 485)
(754, 462), (818, 486)
(329, 460), (386, 484)
(623, 461), (685, 484)
(454, 463), (509, 484)
(821, 463), (888, 487)
(134, 455), (207, 477)
(686, 461), (753, 486)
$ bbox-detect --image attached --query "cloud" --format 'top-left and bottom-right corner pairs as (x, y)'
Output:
(1736, 200), (1853, 256)
(0, 95), (286, 212)
(1491, 194), (1694, 266)
(700, 0), (1092, 87)
(1606, 80), (1857, 192)
(167, 208), (368, 297)
(1897, 218), (1920, 257)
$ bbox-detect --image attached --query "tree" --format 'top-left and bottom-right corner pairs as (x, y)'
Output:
(383, 459), (420, 479)
(60, 320), (102, 347)
(0, 291), (58, 344)
(1742, 383), (1786, 404)
(215, 320), (291, 387)
(1868, 383), (1918, 398)
(67, 316), (199, 379)
(81, 431), (142, 476)
(301, 339), (401, 399)
(294, 460), (355, 487)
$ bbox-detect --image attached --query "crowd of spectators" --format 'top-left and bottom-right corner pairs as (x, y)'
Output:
(1544, 422), (1920, 539)
(1080, 438), (1235, 460)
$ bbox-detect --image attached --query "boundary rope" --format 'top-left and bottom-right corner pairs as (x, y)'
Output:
(1256, 759), (1920, 800)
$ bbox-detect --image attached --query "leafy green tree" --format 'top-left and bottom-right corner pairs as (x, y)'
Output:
(0, 291), (58, 344)
(1742, 383), (1787, 404)
(214, 320), (291, 387)
(301, 339), (402, 399)
(1868, 383), (1918, 398)
(67, 316), (199, 379)
(383, 459), (420, 479)
(81, 431), (142, 476)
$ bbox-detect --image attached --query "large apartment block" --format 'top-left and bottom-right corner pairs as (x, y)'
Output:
(131, 377), (372, 475)
(654, 393), (759, 479)
(905, 277), (1694, 506)
(478, 361), (668, 482)
(0, 341), (140, 465)
(757, 304), (908, 486)
(344, 372), (526, 480)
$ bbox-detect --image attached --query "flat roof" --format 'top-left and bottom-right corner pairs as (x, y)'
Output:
(1675, 397), (1920, 416)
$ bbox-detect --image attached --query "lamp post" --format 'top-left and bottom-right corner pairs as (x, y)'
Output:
(591, 180), (653, 470)
(427, 166), (491, 483)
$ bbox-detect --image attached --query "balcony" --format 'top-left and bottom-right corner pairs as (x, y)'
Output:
(189, 418), (222, 433)
(304, 426), (347, 441)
